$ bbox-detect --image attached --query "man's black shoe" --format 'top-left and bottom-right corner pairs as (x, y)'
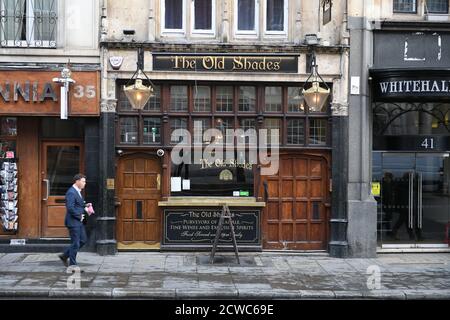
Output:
(58, 254), (69, 267)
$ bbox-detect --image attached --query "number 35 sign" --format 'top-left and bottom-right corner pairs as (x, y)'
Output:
(0, 71), (100, 117)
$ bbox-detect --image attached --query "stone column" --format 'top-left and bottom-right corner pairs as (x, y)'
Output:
(347, 16), (377, 258)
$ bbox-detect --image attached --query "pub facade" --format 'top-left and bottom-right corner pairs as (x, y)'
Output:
(98, 0), (350, 256)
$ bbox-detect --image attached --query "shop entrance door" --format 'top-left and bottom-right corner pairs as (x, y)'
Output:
(41, 142), (84, 238)
(375, 152), (450, 248)
(116, 154), (162, 250)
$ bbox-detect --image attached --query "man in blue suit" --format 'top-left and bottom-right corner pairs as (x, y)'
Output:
(59, 174), (88, 267)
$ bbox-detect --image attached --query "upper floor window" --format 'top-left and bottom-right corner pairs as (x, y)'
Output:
(162, 0), (185, 33)
(393, 0), (417, 13)
(235, 0), (258, 36)
(426, 0), (449, 13)
(265, 0), (287, 34)
(192, 0), (214, 35)
(0, 0), (57, 48)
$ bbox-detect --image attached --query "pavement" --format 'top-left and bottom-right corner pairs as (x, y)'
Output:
(0, 251), (449, 299)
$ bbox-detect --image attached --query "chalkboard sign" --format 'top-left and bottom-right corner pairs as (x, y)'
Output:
(163, 208), (261, 246)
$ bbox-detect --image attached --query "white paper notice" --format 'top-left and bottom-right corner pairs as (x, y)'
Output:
(182, 179), (190, 190)
(171, 177), (182, 192)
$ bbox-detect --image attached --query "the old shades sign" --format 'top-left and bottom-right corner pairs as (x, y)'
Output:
(163, 208), (261, 247)
(153, 53), (298, 73)
(0, 71), (100, 116)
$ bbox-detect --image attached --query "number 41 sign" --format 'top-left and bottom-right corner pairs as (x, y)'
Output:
(421, 138), (435, 149)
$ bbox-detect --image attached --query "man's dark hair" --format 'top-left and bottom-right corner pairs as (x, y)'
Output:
(73, 174), (87, 183)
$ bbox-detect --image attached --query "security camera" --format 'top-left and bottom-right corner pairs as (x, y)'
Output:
(157, 149), (165, 157)
(117, 149), (123, 155)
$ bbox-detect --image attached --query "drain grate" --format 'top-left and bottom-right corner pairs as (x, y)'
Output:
(196, 255), (257, 266)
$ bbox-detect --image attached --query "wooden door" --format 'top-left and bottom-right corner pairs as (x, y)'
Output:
(41, 142), (84, 238)
(116, 154), (162, 249)
(261, 153), (330, 250)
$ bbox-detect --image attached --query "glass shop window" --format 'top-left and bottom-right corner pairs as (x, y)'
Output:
(0, 117), (17, 159)
(170, 154), (254, 197)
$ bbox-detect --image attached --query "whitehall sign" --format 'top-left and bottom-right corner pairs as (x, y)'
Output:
(371, 69), (450, 101)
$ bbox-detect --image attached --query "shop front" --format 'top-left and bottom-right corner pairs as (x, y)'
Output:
(0, 69), (100, 251)
(113, 52), (332, 252)
(371, 68), (450, 249)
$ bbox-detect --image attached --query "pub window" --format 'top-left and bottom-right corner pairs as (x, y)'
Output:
(215, 117), (234, 144)
(119, 117), (138, 145)
(239, 118), (256, 131)
(0, 0), (57, 48)
(393, 0), (417, 13)
(143, 85), (161, 112)
(236, 0), (258, 35)
(265, 0), (287, 34)
(287, 119), (305, 145)
(288, 87), (304, 112)
(143, 117), (161, 144)
(216, 86), (233, 112)
(162, 0), (185, 32)
(264, 118), (281, 145)
(170, 85), (188, 112)
(193, 118), (211, 143)
(192, 0), (214, 34)
(0, 117), (17, 159)
(239, 86), (256, 112)
(193, 86), (211, 112)
(265, 86), (282, 112)
(170, 118), (188, 143)
(309, 119), (327, 145)
(426, 0), (449, 13)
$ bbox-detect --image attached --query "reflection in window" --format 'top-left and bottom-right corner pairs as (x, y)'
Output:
(170, 118), (188, 143)
(266, 0), (284, 31)
(237, 0), (256, 31)
(143, 118), (161, 144)
(215, 118), (234, 144)
(193, 86), (211, 112)
(373, 103), (450, 136)
(144, 85), (161, 111)
(239, 86), (256, 112)
(170, 86), (188, 112)
(427, 0), (449, 13)
(164, 0), (183, 29)
(0, 140), (16, 159)
(393, 0), (416, 13)
(119, 117), (138, 144)
(310, 119), (327, 145)
(287, 119), (305, 145)
(0, 117), (17, 136)
(193, 118), (211, 143)
(288, 87), (304, 112)
(216, 86), (233, 112)
(47, 146), (80, 196)
(171, 161), (254, 196)
(264, 118), (281, 145)
(193, 0), (212, 30)
(238, 118), (256, 145)
(265, 87), (282, 112)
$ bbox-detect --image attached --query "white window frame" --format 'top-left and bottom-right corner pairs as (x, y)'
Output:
(234, 0), (259, 38)
(263, 0), (288, 36)
(161, 0), (187, 35)
(1, 0), (56, 48)
(191, 0), (215, 37)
